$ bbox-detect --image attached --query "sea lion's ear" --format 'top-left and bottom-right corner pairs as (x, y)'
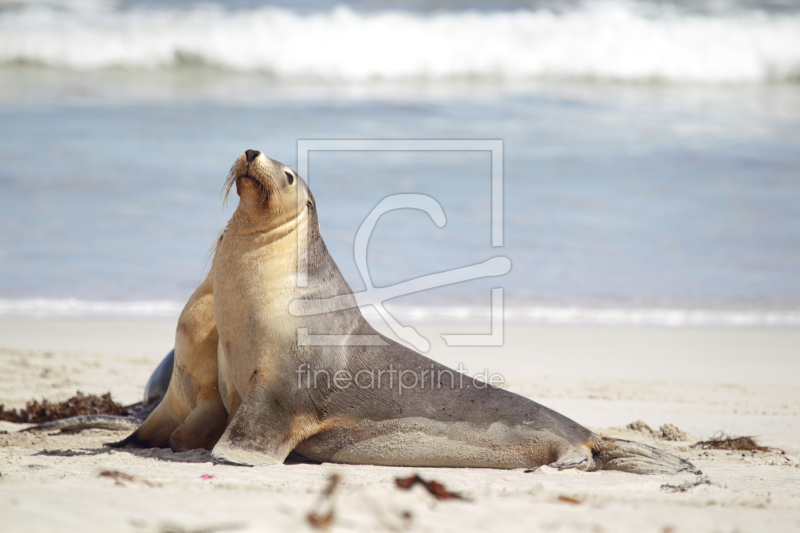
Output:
(210, 373), (306, 466)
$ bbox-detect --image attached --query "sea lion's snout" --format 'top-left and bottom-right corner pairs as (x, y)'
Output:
(222, 150), (271, 207)
(238, 149), (266, 181)
(239, 149), (272, 184)
(234, 149), (266, 179)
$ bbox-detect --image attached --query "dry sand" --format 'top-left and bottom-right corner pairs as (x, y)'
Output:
(1, 320), (799, 533)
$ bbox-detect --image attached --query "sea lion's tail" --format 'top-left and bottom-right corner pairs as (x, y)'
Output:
(591, 437), (701, 475)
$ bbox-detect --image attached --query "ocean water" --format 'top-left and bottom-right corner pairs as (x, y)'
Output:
(1, 0), (799, 326)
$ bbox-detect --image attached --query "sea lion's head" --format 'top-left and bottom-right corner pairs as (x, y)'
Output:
(224, 149), (314, 233)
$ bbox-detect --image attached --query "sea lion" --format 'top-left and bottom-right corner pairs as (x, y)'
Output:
(210, 149), (698, 475)
(111, 256), (229, 452)
(143, 349), (174, 407)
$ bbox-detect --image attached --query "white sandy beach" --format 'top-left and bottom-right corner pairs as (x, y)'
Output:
(1, 320), (799, 533)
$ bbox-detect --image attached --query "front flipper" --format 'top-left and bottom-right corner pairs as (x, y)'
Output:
(210, 376), (309, 467)
(108, 393), (184, 448)
(168, 395), (228, 452)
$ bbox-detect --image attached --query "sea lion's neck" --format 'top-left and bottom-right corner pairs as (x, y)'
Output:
(215, 208), (319, 395)
(225, 205), (311, 244)
(216, 206), (328, 309)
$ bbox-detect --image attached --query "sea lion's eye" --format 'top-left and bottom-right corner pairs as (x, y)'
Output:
(285, 170), (294, 185)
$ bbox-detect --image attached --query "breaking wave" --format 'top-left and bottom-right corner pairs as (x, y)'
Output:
(1, 1), (800, 83)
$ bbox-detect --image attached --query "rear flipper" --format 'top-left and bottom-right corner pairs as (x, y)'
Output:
(532, 438), (700, 475)
(591, 438), (701, 475)
(544, 447), (597, 472)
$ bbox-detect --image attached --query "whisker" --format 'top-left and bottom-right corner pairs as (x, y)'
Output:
(221, 161), (238, 210)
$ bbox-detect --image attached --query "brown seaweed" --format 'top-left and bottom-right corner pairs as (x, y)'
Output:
(0, 391), (127, 424)
(395, 474), (469, 501)
(307, 474), (340, 530)
(691, 433), (770, 452)
(98, 469), (157, 487)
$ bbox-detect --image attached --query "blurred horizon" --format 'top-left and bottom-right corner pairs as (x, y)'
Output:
(1, 0), (799, 325)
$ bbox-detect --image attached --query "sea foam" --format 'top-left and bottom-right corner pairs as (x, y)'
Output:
(2, 298), (798, 327)
(1, 1), (799, 83)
